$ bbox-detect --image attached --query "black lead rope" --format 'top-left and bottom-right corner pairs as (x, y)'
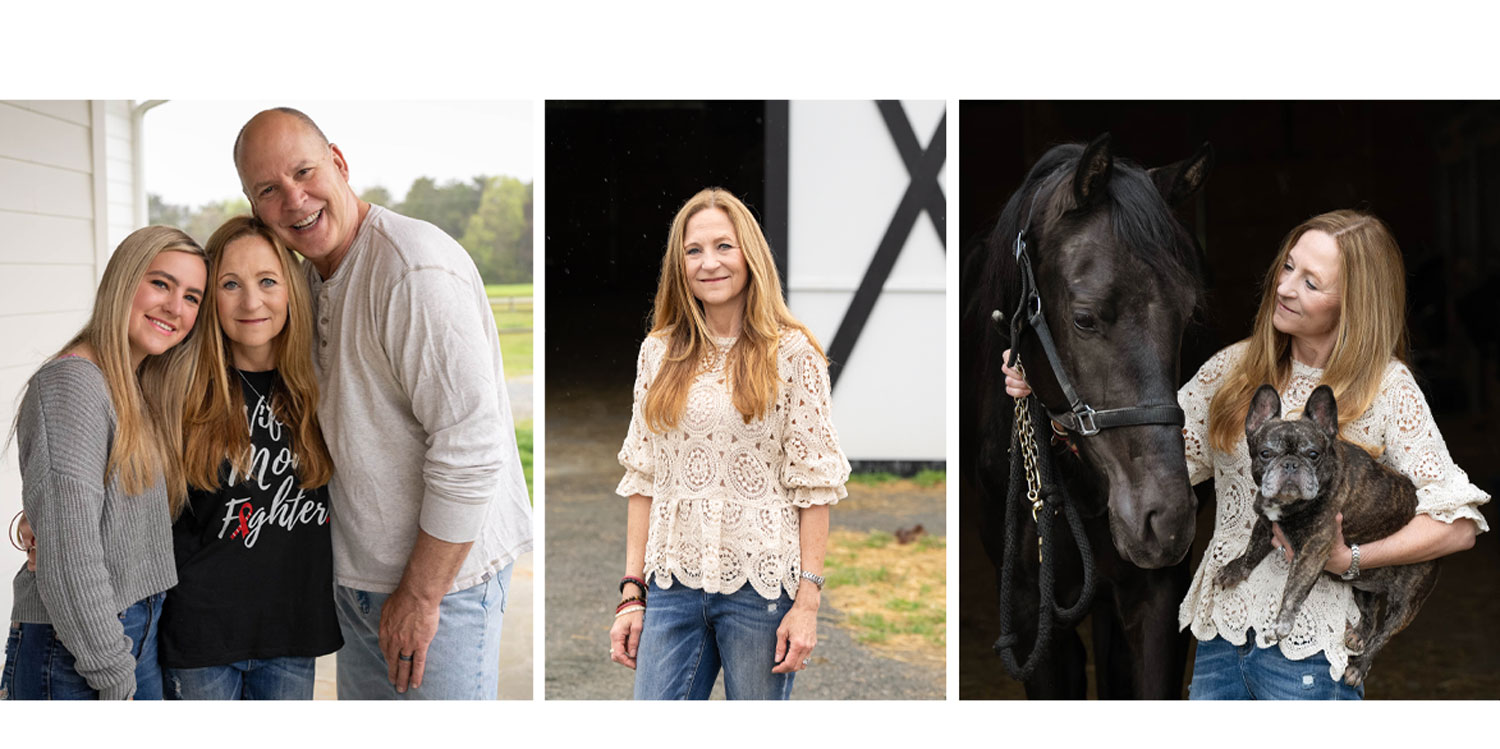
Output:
(987, 199), (1176, 682)
(992, 394), (1097, 681)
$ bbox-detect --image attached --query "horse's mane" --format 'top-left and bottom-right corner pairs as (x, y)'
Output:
(972, 142), (1203, 346)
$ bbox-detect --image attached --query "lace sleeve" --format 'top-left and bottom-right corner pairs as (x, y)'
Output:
(779, 332), (851, 508)
(1178, 342), (1244, 486)
(616, 337), (662, 498)
(1376, 363), (1490, 532)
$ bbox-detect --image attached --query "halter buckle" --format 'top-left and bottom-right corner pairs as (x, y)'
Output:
(1074, 406), (1099, 437)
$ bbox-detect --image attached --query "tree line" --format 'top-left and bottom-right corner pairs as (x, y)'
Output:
(149, 175), (533, 285)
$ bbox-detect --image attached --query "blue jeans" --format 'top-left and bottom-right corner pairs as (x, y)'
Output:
(1, 592), (165, 700)
(632, 578), (796, 700)
(333, 563), (511, 700)
(1188, 632), (1365, 700)
(164, 657), (316, 700)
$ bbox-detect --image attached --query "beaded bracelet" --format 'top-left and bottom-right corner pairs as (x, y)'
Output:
(615, 596), (646, 613)
(615, 605), (645, 618)
(619, 575), (648, 595)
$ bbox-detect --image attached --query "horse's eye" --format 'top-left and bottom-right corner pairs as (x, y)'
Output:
(1073, 312), (1097, 331)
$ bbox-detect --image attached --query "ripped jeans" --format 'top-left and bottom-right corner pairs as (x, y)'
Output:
(164, 657), (316, 700)
(631, 577), (796, 700)
(1188, 631), (1365, 700)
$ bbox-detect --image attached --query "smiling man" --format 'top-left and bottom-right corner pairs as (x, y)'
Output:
(232, 107), (532, 700)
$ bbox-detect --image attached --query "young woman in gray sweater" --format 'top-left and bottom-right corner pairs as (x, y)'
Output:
(3, 226), (208, 700)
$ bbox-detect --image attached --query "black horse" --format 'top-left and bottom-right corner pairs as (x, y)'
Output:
(963, 135), (1213, 699)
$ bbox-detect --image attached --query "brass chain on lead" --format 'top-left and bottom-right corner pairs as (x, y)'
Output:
(1011, 361), (1045, 561)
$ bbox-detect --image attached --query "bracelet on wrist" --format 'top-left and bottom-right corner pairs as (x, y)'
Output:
(799, 569), (825, 591)
(620, 575), (648, 597)
(615, 596), (646, 613)
(1340, 543), (1361, 580)
(615, 604), (645, 618)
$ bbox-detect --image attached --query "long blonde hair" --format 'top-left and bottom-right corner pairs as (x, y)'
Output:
(642, 188), (824, 431)
(48, 226), (209, 510)
(183, 217), (332, 501)
(1207, 210), (1410, 452)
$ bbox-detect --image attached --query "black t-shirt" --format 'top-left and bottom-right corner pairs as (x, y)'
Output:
(159, 368), (343, 668)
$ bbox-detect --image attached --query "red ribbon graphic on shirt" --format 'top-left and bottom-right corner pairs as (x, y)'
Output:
(229, 503), (253, 539)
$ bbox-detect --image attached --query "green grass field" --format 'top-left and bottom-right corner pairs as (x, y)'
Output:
(489, 282), (533, 378)
(485, 283), (533, 299)
(499, 330), (532, 379)
(492, 302), (533, 333)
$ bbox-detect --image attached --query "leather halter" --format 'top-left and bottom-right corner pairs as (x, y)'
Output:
(1001, 198), (1185, 437)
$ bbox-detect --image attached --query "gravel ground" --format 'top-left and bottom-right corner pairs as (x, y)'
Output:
(544, 386), (946, 700)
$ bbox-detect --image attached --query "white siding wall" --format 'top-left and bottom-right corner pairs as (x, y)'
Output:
(786, 101), (946, 462)
(0, 100), (137, 623)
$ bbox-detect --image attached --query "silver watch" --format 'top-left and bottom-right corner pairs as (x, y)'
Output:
(1339, 543), (1361, 581)
(799, 570), (825, 590)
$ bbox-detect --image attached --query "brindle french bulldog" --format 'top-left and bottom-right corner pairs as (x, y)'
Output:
(1214, 384), (1439, 687)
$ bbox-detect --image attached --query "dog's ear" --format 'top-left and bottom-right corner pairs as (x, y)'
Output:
(1246, 384), (1282, 437)
(1304, 385), (1339, 438)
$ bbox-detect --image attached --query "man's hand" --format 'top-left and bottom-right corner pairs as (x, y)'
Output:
(381, 529), (473, 694)
(380, 585), (442, 693)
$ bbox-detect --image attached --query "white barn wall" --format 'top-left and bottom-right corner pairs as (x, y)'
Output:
(0, 100), (137, 625)
(786, 100), (946, 463)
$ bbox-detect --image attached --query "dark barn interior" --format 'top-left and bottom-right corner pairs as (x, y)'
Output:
(959, 101), (1500, 699)
(544, 100), (772, 396)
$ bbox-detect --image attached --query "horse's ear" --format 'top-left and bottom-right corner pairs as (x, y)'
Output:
(1149, 142), (1214, 206)
(1303, 385), (1339, 438)
(1245, 384), (1282, 436)
(1073, 133), (1114, 208)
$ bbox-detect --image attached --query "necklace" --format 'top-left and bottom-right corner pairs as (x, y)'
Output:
(236, 368), (271, 405)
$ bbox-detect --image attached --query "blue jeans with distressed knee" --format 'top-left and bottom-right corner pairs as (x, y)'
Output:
(1188, 631), (1365, 700)
(632, 577), (795, 700)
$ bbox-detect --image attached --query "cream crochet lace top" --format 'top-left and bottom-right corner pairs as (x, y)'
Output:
(616, 329), (850, 601)
(1178, 341), (1491, 681)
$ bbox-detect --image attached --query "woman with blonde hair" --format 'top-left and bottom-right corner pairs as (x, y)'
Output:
(1003, 209), (1488, 699)
(3, 226), (208, 700)
(158, 216), (340, 699)
(608, 188), (851, 699)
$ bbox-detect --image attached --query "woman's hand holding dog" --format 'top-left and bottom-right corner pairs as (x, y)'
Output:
(1271, 513), (1353, 574)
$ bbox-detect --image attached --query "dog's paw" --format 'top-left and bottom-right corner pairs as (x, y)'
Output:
(1273, 617), (1295, 641)
(1215, 560), (1251, 589)
(1343, 659), (1368, 688)
(1343, 624), (1366, 655)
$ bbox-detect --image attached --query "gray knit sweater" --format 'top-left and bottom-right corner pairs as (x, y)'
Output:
(9, 357), (177, 700)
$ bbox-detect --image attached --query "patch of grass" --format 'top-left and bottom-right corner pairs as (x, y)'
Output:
(515, 419), (533, 502)
(485, 283), (533, 298)
(847, 471), (900, 486)
(912, 469), (946, 488)
(824, 565), (890, 588)
(845, 469), (946, 491)
(492, 302), (533, 332)
(824, 529), (947, 655)
(914, 534), (946, 552)
(885, 597), (923, 613)
(499, 330), (533, 378)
